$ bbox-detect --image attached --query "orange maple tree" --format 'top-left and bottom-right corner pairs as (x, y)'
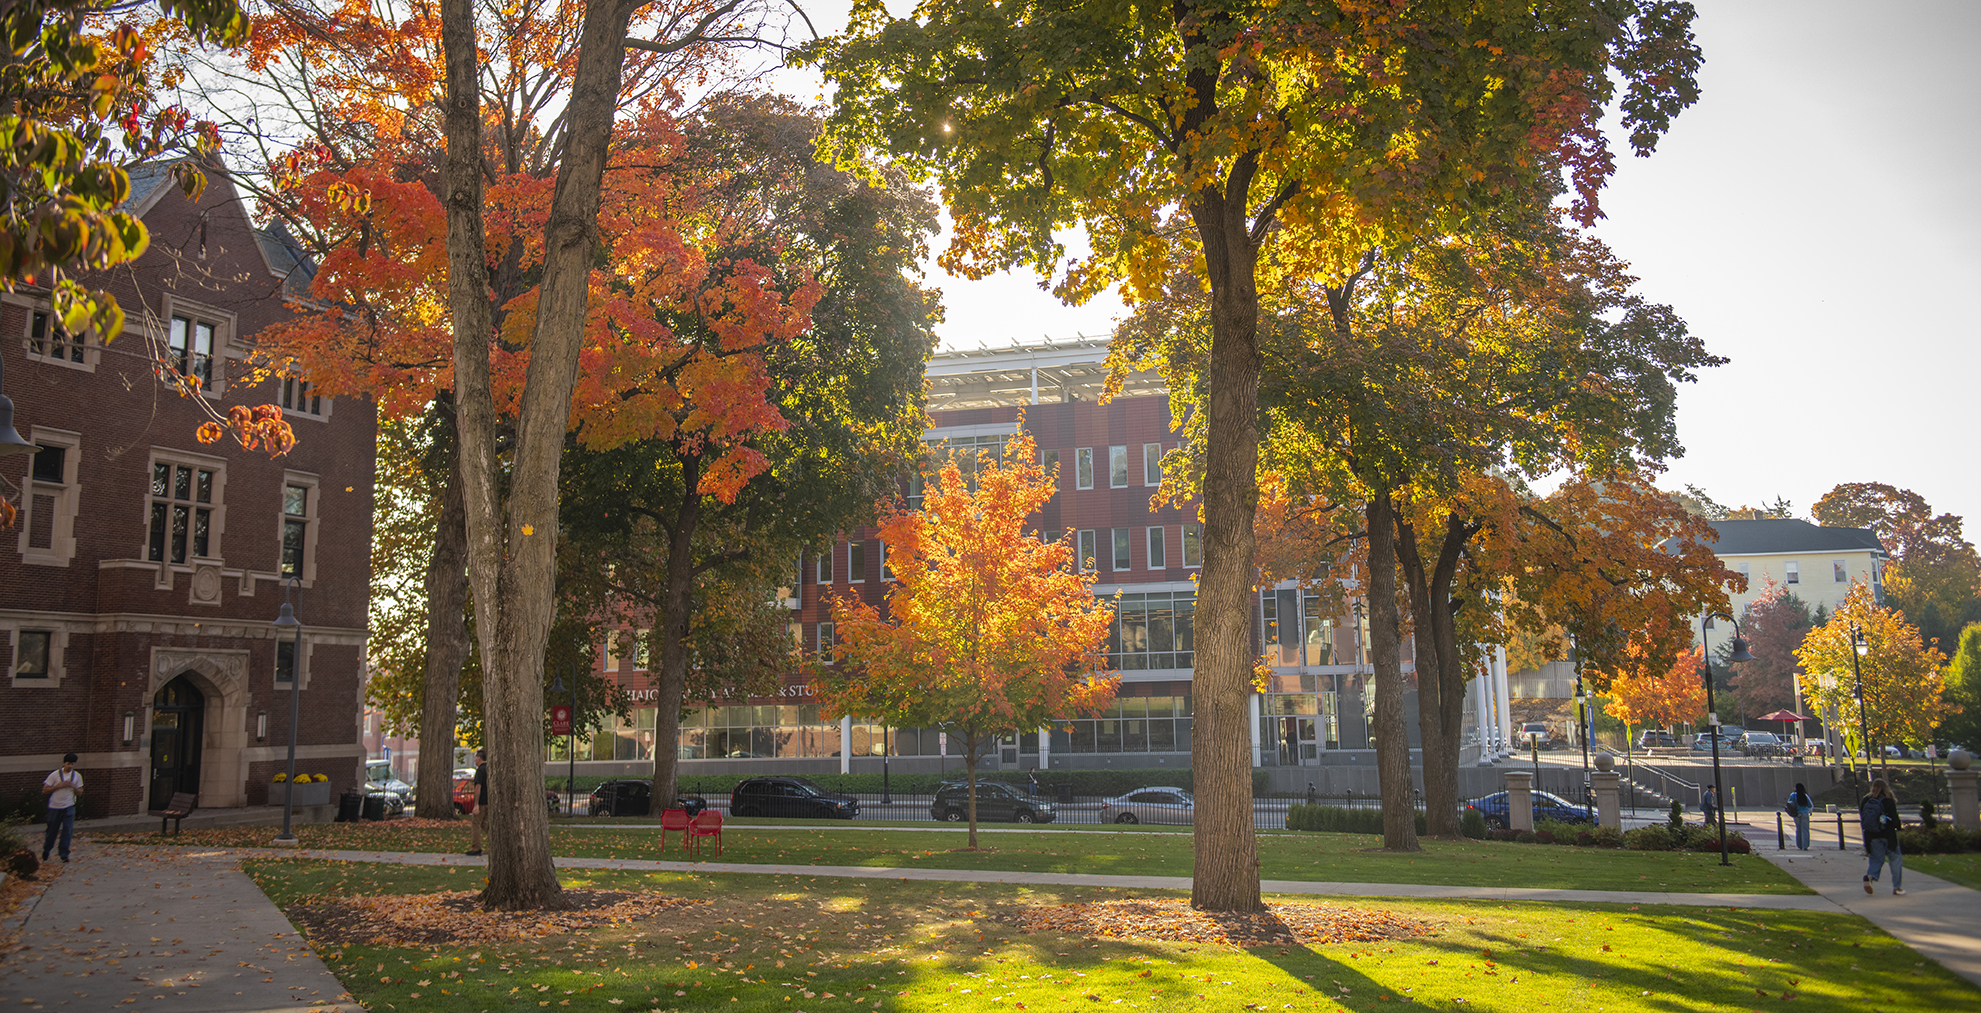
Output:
(1604, 645), (1708, 738)
(814, 427), (1120, 848)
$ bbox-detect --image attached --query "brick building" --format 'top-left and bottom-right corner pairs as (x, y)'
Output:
(0, 161), (375, 818)
(560, 336), (1511, 782)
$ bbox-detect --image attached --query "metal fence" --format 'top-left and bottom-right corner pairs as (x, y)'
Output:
(679, 789), (1433, 830)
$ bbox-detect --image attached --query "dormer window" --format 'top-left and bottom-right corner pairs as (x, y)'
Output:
(168, 315), (216, 387)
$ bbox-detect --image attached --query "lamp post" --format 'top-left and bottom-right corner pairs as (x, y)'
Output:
(0, 353), (42, 457)
(881, 724), (891, 805)
(272, 578), (304, 844)
(1700, 611), (1755, 866)
(1850, 622), (1876, 780)
(1570, 631), (1590, 804)
(551, 670), (576, 815)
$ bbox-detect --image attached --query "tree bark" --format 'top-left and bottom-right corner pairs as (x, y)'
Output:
(1397, 513), (1470, 839)
(1188, 180), (1264, 912)
(1366, 492), (1420, 851)
(414, 413), (471, 819)
(445, 0), (642, 911)
(645, 457), (702, 815)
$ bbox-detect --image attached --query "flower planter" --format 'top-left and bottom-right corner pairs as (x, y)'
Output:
(270, 781), (331, 807)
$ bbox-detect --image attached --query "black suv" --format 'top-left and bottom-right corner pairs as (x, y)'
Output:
(929, 781), (1058, 824)
(729, 776), (861, 819)
(586, 779), (708, 817)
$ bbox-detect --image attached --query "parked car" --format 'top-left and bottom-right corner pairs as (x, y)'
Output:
(1098, 787), (1194, 825)
(929, 781), (1058, 824)
(1691, 734), (1729, 754)
(1635, 731), (1677, 750)
(366, 773), (416, 808)
(1740, 731), (1787, 757)
(585, 779), (708, 817)
(450, 775), (562, 816)
(366, 788), (407, 819)
(1464, 790), (1593, 830)
(729, 776), (861, 819)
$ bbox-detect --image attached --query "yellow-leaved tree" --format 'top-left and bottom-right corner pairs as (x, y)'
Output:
(1796, 583), (1951, 772)
(815, 427), (1119, 848)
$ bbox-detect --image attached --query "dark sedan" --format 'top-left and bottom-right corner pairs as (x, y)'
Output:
(1464, 789), (1593, 830)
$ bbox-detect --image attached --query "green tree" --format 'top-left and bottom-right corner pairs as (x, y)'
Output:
(1812, 483), (1981, 653)
(557, 93), (940, 813)
(1938, 623), (1981, 750)
(802, 0), (1700, 913)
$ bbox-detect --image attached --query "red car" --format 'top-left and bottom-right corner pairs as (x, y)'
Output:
(452, 776), (562, 815)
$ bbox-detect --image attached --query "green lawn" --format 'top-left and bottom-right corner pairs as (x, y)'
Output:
(91, 820), (1811, 894)
(1907, 852), (1981, 891)
(244, 859), (1975, 1013)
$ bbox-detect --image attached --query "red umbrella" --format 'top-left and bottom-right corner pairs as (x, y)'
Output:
(1755, 710), (1810, 752)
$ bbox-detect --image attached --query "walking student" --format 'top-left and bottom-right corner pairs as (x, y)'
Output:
(466, 749), (487, 857)
(42, 753), (82, 863)
(1861, 777), (1904, 896)
(1701, 784), (1719, 827)
(1785, 782), (1815, 850)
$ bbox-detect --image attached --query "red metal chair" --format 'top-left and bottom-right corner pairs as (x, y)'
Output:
(659, 808), (691, 850)
(687, 810), (723, 859)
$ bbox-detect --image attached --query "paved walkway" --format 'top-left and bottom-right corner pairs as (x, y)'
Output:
(1758, 846), (1981, 989)
(0, 846), (359, 1012)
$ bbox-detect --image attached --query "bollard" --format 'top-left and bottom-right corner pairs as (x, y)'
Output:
(1838, 810), (1846, 851)
(1777, 812), (1785, 850)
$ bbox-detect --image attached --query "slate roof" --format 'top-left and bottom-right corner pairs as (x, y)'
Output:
(1706, 518), (1886, 556)
(121, 160), (181, 212)
(252, 220), (318, 300)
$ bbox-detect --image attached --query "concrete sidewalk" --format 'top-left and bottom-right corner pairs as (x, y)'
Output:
(1758, 846), (1981, 989)
(0, 846), (359, 1012)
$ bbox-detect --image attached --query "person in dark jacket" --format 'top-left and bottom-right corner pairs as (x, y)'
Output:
(466, 749), (487, 857)
(1861, 778), (1903, 896)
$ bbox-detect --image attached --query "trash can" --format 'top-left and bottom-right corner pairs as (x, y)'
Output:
(336, 790), (364, 823)
(361, 792), (386, 821)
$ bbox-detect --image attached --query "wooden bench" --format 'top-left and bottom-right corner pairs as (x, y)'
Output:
(152, 792), (197, 836)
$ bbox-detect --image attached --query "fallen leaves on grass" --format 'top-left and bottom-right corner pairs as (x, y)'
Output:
(1001, 899), (1435, 948)
(289, 890), (707, 947)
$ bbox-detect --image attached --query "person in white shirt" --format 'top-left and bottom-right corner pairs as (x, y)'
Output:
(42, 753), (82, 863)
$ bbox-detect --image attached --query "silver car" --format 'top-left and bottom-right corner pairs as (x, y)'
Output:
(1099, 786), (1194, 825)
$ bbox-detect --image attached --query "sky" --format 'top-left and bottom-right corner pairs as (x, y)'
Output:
(769, 1), (1981, 529)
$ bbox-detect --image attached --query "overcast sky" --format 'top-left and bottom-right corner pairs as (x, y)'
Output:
(774, 1), (1981, 529)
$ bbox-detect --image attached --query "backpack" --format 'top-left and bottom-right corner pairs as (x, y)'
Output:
(1859, 796), (1889, 836)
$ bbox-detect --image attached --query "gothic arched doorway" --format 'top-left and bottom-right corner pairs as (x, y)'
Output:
(150, 675), (206, 809)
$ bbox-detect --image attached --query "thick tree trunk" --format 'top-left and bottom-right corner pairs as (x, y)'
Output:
(1188, 184), (1264, 913)
(414, 421), (471, 819)
(1366, 492), (1420, 851)
(1398, 514), (1470, 839)
(646, 459), (702, 813)
(445, 0), (640, 910)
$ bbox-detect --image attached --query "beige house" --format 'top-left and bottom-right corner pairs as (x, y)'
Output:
(1700, 518), (1887, 636)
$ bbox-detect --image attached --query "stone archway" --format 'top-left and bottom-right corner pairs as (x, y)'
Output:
(148, 649), (252, 808)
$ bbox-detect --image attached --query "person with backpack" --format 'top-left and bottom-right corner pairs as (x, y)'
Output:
(1860, 778), (1903, 896)
(1701, 785), (1719, 827)
(1785, 782), (1814, 850)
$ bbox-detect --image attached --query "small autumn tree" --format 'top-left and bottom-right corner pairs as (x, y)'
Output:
(1604, 646), (1708, 741)
(1726, 579), (1812, 722)
(1796, 582), (1951, 772)
(815, 427), (1119, 849)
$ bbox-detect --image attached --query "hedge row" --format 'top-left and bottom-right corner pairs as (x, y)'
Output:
(552, 768), (1268, 798)
(1897, 824), (1981, 854)
(1284, 804), (1426, 836)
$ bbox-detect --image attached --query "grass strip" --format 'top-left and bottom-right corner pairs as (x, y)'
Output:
(90, 821), (1812, 894)
(243, 859), (1974, 1013)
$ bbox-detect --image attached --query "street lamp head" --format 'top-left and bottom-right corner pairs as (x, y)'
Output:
(1853, 628), (1869, 657)
(272, 601), (301, 629)
(0, 373), (38, 458)
(551, 675), (567, 693)
(1725, 636), (1755, 664)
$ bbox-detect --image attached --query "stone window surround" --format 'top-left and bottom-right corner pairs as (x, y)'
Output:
(279, 470), (321, 584)
(16, 426), (81, 567)
(144, 447), (230, 591)
(4, 619), (70, 688)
